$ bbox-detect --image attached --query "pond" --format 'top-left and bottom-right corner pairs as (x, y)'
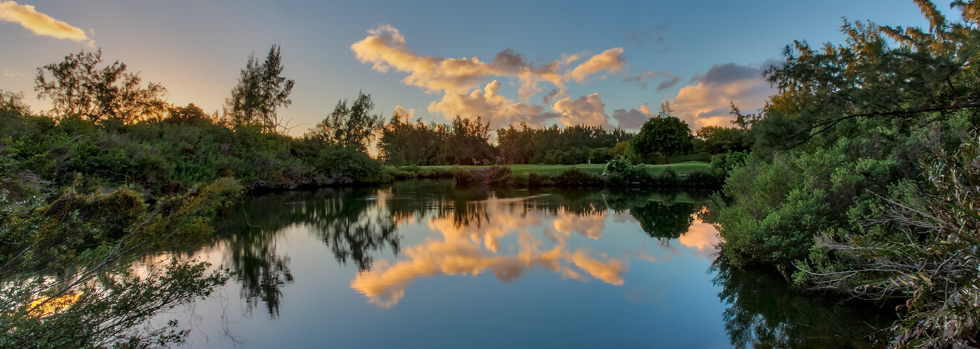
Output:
(165, 180), (894, 348)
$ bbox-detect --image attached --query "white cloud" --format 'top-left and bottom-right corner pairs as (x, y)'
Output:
(0, 1), (93, 46)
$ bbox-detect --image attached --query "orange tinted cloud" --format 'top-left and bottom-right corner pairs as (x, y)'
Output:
(677, 214), (722, 260)
(350, 234), (626, 307)
(567, 48), (627, 83)
(352, 25), (628, 99)
(351, 25), (505, 94)
(0, 1), (93, 46)
(552, 93), (613, 128)
(668, 62), (775, 130)
(552, 210), (607, 239)
(427, 80), (555, 128)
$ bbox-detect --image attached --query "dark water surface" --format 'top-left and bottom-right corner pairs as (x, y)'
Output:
(166, 180), (893, 348)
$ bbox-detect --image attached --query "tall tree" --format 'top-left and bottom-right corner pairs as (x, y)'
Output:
(309, 92), (383, 153)
(35, 49), (167, 122)
(225, 44), (295, 133)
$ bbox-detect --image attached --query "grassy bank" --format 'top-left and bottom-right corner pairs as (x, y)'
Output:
(410, 161), (710, 176)
(385, 157), (742, 188)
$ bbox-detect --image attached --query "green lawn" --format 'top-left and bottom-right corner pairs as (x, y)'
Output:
(413, 161), (711, 175)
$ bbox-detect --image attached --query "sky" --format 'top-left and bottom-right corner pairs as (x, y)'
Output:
(0, 0), (954, 135)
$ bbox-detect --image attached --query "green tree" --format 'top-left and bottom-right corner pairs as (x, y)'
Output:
(308, 91), (383, 153)
(35, 49), (167, 122)
(695, 125), (750, 154)
(225, 44), (295, 134)
(445, 115), (494, 165)
(626, 102), (693, 163)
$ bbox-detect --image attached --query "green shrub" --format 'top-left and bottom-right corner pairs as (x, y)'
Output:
(684, 168), (721, 187)
(316, 148), (382, 184)
(554, 166), (599, 186)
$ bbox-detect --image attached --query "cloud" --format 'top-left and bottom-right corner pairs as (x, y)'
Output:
(352, 25), (627, 100)
(611, 102), (654, 130)
(351, 25), (507, 94)
(566, 48), (627, 83)
(677, 213), (722, 261)
(552, 210), (607, 239)
(351, 233), (627, 307)
(624, 30), (651, 48)
(0, 1), (93, 46)
(393, 105), (415, 119)
(2, 68), (25, 77)
(656, 75), (682, 91)
(428, 80), (556, 129)
(542, 88), (560, 104)
(552, 93), (613, 128)
(668, 61), (775, 130)
(622, 70), (681, 90)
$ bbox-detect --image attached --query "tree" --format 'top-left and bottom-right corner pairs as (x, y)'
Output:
(35, 49), (167, 122)
(308, 92), (383, 153)
(694, 125), (749, 154)
(626, 102), (693, 163)
(445, 115), (494, 165)
(0, 90), (31, 115)
(225, 44), (295, 134)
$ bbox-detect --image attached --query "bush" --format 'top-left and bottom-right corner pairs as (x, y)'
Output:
(554, 166), (599, 186)
(652, 167), (679, 186)
(684, 168), (721, 187)
(316, 148), (383, 184)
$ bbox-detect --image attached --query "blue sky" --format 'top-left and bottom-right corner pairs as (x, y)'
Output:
(0, 0), (952, 134)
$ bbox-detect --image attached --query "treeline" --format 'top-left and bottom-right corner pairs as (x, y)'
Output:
(711, 1), (980, 347)
(377, 113), (495, 166)
(497, 123), (633, 164)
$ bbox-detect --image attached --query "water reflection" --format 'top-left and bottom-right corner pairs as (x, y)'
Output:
(712, 262), (894, 348)
(213, 181), (710, 312)
(202, 180), (893, 348)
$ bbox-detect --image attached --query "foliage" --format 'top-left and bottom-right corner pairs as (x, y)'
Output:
(694, 125), (751, 154)
(0, 177), (241, 347)
(0, 109), (384, 194)
(35, 49), (167, 122)
(0, 258), (229, 349)
(317, 147), (383, 184)
(224, 44), (295, 134)
(713, 262), (895, 349)
(712, 1), (980, 345)
(797, 135), (980, 348)
(497, 122), (633, 164)
(308, 91), (383, 153)
(626, 105), (694, 163)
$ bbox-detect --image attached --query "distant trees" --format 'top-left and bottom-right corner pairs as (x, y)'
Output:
(378, 112), (447, 166)
(446, 115), (494, 165)
(626, 103), (693, 163)
(377, 114), (494, 166)
(35, 49), (167, 122)
(693, 125), (750, 154)
(497, 123), (633, 164)
(225, 44), (295, 134)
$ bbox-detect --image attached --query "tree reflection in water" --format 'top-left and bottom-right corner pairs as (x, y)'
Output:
(211, 180), (893, 349)
(712, 261), (896, 349)
(212, 181), (717, 316)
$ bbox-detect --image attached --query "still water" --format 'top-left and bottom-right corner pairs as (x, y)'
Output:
(168, 180), (892, 348)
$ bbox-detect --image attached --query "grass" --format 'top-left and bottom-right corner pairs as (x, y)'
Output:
(413, 161), (711, 175)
